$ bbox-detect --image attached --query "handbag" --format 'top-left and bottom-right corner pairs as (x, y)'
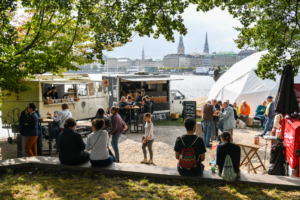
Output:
(90, 130), (102, 150)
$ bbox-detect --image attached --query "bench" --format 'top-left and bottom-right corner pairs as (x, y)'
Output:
(1, 157), (300, 189)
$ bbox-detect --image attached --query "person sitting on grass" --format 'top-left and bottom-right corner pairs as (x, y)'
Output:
(216, 132), (241, 178)
(174, 118), (206, 176)
(141, 113), (154, 164)
(58, 118), (90, 165)
(86, 119), (116, 167)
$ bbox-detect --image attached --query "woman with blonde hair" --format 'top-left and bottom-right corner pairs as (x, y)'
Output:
(255, 100), (267, 130)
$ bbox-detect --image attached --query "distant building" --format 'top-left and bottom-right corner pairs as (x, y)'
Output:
(154, 59), (163, 67)
(145, 67), (159, 74)
(210, 51), (237, 67)
(177, 35), (185, 55)
(142, 47), (145, 60)
(203, 32), (209, 54)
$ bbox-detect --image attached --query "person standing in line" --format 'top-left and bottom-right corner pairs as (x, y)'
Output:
(86, 119), (116, 167)
(259, 96), (276, 137)
(58, 118), (90, 165)
(255, 100), (267, 130)
(35, 109), (43, 156)
(216, 101), (236, 140)
(201, 100), (214, 147)
(239, 100), (250, 122)
(145, 96), (154, 114)
(24, 103), (39, 157)
(141, 113), (154, 164)
(109, 106), (124, 162)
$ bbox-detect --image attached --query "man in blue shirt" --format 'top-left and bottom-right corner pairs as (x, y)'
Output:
(259, 96), (276, 137)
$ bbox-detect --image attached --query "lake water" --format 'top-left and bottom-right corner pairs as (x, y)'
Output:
(0, 75), (215, 138)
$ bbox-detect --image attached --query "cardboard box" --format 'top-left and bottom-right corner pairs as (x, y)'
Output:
(171, 113), (179, 119)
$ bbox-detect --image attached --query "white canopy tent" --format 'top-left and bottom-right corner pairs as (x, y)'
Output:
(208, 50), (300, 116)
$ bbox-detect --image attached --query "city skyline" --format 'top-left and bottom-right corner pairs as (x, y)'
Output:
(103, 5), (243, 60)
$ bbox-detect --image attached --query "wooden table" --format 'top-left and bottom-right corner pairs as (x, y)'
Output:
(237, 142), (267, 174)
(40, 118), (54, 155)
(127, 106), (143, 133)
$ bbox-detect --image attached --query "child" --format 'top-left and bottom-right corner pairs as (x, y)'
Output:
(141, 113), (154, 164)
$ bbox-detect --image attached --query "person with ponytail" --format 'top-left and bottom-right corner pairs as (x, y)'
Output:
(109, 106), (124, 162)
(86, 119), (116, 167)
(216, 132), (241, 177)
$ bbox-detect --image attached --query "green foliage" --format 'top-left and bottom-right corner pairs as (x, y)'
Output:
(0, 0), (189, 95)
(195, 0), (300, 80)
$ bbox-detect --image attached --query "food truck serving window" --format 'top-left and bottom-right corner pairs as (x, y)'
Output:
(77, 84), (88, 96)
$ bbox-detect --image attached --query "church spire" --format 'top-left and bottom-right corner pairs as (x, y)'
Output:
(142, 46), (145, 60)
(177, 35), (185, 54)
(203, 32), (209, 54)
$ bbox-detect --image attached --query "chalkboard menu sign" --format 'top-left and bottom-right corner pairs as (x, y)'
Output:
(182, 101), (197, 121)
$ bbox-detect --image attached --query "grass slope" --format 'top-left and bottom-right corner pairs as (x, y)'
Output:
(0, 170), (299, 200)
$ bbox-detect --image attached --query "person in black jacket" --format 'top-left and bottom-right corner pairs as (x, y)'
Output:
(142, 97), (152, 114)
(118, 96), (130, 123)
(24, 103), (39, 157)
(58, 118), (90, 165)
(19, 106), (29, 136)
(145, 96), (154, 114)
(216, 132), (241, 177)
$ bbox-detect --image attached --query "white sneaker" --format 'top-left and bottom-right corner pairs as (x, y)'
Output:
(146, 159), (153, 164)
(266, 131), (271, 135)
(141, 158), (147, 163)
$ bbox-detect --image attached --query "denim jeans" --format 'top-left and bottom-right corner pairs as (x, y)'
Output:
(262, 117), (275, 135)
(111, 134), (122, 161)
(120, 113), (130, 123)
(216, 120), (224, 132)
(37, 137), (43, 156)
(90, 155), (114, 167)
(202, 120), (213, 146)
(256, 115), (265, 127)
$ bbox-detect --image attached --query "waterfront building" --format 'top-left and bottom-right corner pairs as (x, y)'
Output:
(177, 35), (185, 54)
(203, 32), (209, 54)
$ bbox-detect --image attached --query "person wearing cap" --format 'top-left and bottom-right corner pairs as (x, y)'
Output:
(259, 96), (276, 137)
(239, 100), (251, 122)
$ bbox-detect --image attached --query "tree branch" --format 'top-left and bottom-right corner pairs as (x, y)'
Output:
(15, 7), (46, 56)
(69, 13), (81, 50)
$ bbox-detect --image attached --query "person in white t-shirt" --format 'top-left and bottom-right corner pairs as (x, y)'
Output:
(141, 113), (154, 164)
(86, 119), (116, 167)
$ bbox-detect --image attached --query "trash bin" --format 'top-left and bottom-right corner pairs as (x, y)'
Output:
(17, 134), (28, 158)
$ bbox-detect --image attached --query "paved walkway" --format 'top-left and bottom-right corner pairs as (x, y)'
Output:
(1, 156), (299, 189)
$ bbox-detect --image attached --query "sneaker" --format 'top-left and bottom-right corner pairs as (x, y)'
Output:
(141, 158), (147, 163)
(259, 134), (264, 137)
(146, 159), (153, 164)
(266, 131), (271, 135)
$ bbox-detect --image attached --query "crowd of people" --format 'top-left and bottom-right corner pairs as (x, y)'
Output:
(18, 94), (276, 180)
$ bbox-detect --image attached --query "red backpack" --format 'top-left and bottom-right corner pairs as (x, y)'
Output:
(178, 136), (199, 170)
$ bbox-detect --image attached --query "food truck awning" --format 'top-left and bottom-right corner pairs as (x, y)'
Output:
(121, 77), (183, 83)
(41, 80), (97, 85)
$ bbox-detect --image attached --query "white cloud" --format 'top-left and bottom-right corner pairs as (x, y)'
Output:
(105, 5), (244, 59)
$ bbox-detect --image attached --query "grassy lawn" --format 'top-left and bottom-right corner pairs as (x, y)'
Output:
(1, 170), (299, 200)
(154, 117), (201, 126)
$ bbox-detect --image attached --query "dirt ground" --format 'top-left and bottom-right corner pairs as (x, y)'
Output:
(0, 126), (270, 175)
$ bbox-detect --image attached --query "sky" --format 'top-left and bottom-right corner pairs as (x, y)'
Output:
(104, 5), (244, 60)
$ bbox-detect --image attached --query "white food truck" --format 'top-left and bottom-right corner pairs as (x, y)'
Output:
(1, 73), (189, 136)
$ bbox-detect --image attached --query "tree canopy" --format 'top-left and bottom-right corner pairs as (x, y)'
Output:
(0, 0), (189, 94)
(196, 0), (300, 80)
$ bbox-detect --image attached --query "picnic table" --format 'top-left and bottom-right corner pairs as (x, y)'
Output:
(237, 142), (267, 174)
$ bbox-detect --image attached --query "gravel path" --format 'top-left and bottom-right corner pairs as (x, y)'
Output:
(0, 126), (270, 174)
